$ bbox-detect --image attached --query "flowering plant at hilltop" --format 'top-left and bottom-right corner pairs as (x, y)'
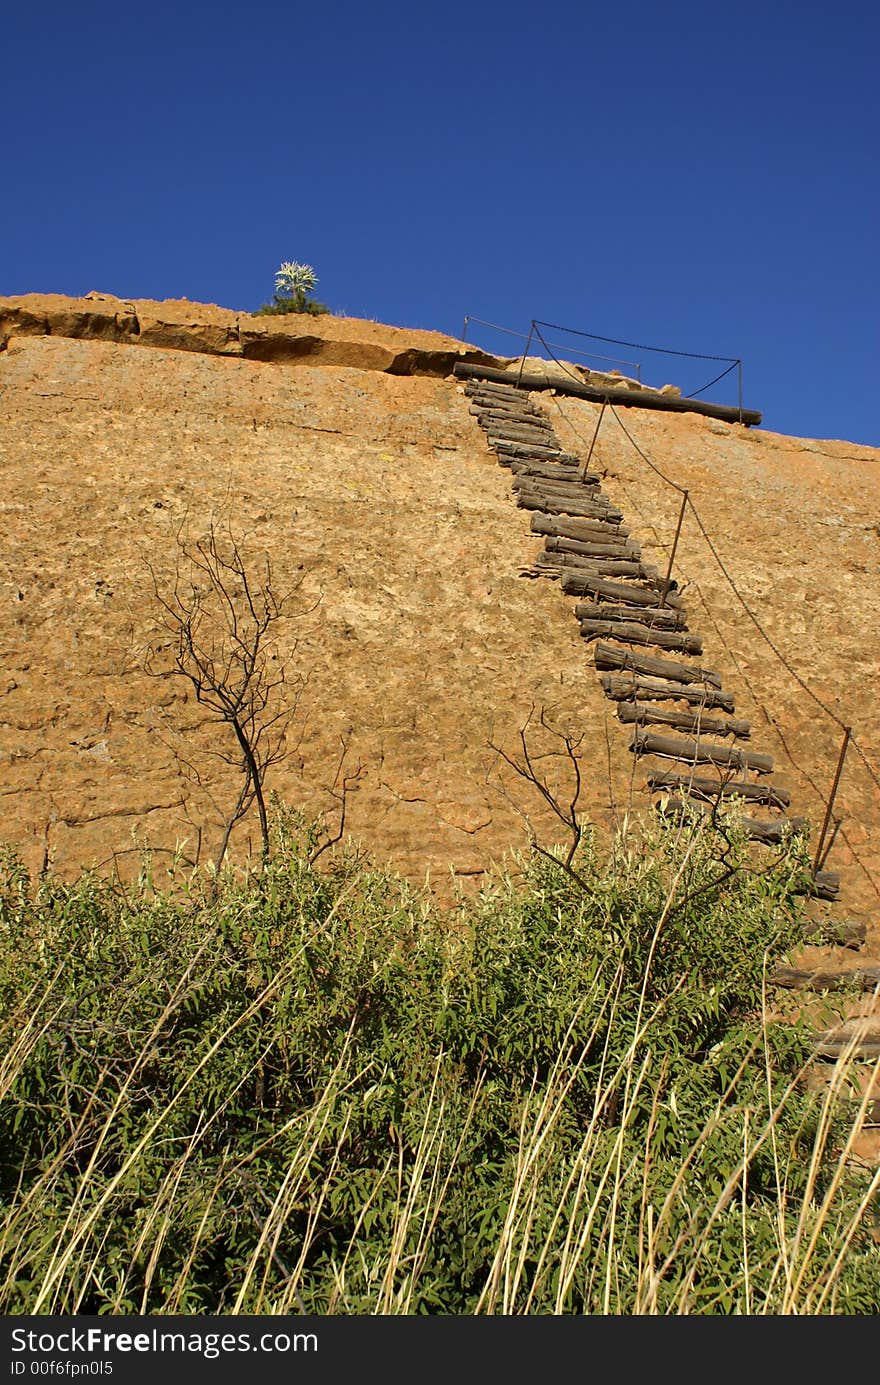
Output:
(255, 259), (330, 316)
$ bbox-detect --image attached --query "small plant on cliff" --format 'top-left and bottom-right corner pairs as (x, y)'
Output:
(255, 260), (330, 316)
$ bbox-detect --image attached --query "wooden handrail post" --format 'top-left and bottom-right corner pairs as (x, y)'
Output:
(812, 726), (852, 876)
(583, 398), (607, 479)
(658, 490), (689, 608)
(516, 321), (535, 390)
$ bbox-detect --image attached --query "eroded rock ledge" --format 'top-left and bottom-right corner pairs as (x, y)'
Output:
(0, 293), (727, 416)
(0, 292), (503, 378)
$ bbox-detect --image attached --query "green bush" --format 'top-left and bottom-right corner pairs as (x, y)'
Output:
(0, 807), (877, 1314)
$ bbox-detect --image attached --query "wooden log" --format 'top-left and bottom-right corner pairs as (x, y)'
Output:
(770, 965), (880, 993)
(600, 671), (734, 711)
(485, 412), (554, 429)
(562, 574), (684, 609)
(811, 1029), (880, 1062)
(473, 401), (550, 420)
(516, 480), (619, 506)
(581, 620), (702, 654)
(618, 703), (749, 739)
(802, 917), (866, 949)
(494, 441), (582, 464)
(513, 461), (601, 484)
(655, 796), (806, 842)
(594, 643), (721, 687)
(470, 397), (545, 412)
(512, 461), (598, 482)
(794, 871), (840, 902)
(631, 729), (773, 774)
(518, 494), (625, 522)
(464, 384), (530, 404)
(539, 554), (657, 580)
(512, 462), (601, 486)
(579, 601), (683, 629)
(483, 420), (556, 439)
(464, 378), (529, 398)
(469, 402), (545, 420)
(739, 814), (808, 843)
(553, 536), (641, 560)
(485, 424), (558, 445)
(454, 362), (763, 428)
(645, 771), (791, 809)
(514, 477), (605, 502)
(531, 514), (631, 541)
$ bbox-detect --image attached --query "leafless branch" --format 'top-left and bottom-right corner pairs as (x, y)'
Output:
(488, 705), (591, 891)
(145, 518), (313, 873)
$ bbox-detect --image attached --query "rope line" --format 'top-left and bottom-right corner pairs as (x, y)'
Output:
(525, 339), (880, 821)
(463, 316), (641, 373)
(534, 318), (740, 364)
(682, 360), (740, 401)
(538, 386), (880, 899)
(607, 402), (688, 495)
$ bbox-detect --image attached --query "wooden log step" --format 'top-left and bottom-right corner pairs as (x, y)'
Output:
(464, 385), (530, 405)
(794, 871), (841, 902)
(519, 489), (616, 514)
(600, 671), (734, 710)
(595, 642), (720, 687)
(581, 620), (702, 654)
(494, 441), (582, 464)
(485, 423), (558, 444)
(631, 729), (773, 774)
(472, 400), (550, 419)
(618, 703), (750, 739)
(515, 477), (617, 502)
(811, 1028), (880, 1061)
(646, 770), (790, 808)
(579, 601), (683, 629)
(518, 494), (625, 522)
(562, 574), (684, 610)
(481, 421), (555, 440)
(513, 477), (603, 501)
(464, 378), (528, 397)
(802, 917), (866, 949)
(770, 964), (880, 993)
(539, 554), (658, 580)
(512, 462), (601, 485)
(510, 457), (592, 478)
(531, 514), (631, 541)
(469, 402), (545, 420)
(483, 416), (556, 435)
(741, 814), (808, 843)
(655, 796), (806, 843)
(552, 535), (640, 560)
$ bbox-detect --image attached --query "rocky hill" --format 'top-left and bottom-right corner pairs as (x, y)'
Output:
(2, 294), (878, 965)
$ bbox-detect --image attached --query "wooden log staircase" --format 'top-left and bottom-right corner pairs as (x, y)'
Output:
(455, 365), (878, 1065)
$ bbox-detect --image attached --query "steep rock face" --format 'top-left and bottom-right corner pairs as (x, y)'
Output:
(1, 298), (878, 955)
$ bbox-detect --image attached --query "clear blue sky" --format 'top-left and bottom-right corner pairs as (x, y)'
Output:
(5, 1), (878, 444)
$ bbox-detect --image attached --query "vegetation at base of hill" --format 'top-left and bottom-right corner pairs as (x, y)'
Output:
(252, 260), (330, 317)
(1, 805), (878, 1315)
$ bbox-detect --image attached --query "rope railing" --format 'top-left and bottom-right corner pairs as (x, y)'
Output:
(533, 318), (744, 420)
(523, 326), (879, 893)
(461, 315), (642, 379)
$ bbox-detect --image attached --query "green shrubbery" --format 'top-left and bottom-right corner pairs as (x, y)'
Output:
(1, 805), (878, 1314)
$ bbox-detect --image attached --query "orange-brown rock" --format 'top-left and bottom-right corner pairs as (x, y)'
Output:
(1, 297), (878, 985)
(0, 292), (502, 376)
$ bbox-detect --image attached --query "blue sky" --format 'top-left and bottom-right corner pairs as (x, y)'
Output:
(4, 1), (878, 444)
